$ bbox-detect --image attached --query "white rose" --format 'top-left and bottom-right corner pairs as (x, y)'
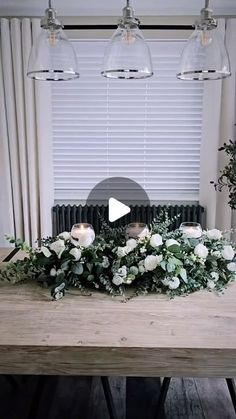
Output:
(41, 246), (52, 258)
(227, 262), (236, 272)
(112, 275), (123, 286)
(50, 268), (57, 277)
(162, 278), (170, 286)
(222, 245), (235, 261)
(49, 239), (66, 259)
(207, 280), (216, 289)
(211, 272), (219, 281)
(166, 239), (180, 248)
(206, 229), (222, 240)
(116, 246), (128, 258)
(126, 239), (137, 252)
(144, 255), (161, 271)
(150, 234), (163, 248)
(168, 276), (180, 290)
(194, 243), (208, 259)
(58, 231), (71, 241)
(117, 266), (127, 277)
(69, 248), (82, 261)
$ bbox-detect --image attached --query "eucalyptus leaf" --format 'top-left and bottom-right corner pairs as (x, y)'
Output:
(167, 262), (175, 273)
(168, 244), (181, 253)
(160, 261), (166, 271)
(180, 268), (188, 283)
(72, 263), (83, 275)
(169, 257), (183, 266)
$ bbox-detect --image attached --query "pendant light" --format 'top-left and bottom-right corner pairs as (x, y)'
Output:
(101, 0), (153, 79)
(177, 0), (231, 81)
(27, 0), (79, 81)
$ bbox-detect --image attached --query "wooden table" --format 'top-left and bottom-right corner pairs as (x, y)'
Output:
(0, 248), (236, 378)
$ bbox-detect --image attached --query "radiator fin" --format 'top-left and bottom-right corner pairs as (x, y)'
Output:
(52, 205), (206, 236)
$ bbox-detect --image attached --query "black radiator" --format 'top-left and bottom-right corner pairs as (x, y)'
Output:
(52, 204), (206, 236)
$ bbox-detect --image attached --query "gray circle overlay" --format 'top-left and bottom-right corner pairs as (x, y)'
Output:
(86, 177), (150, 208)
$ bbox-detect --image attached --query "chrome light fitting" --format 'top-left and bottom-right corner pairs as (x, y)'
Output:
(27, 0), (79, 81)
(101, 0), (153, 79)
(177, 0), (231, 81)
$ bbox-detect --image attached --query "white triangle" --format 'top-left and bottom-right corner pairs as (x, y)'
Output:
(108, 197), (131, 222)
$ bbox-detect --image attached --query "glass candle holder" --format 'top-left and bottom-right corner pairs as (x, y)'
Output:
(179, 222), (202, 239)
(71, 223), (95, 247)
(126, 222), (149, 239)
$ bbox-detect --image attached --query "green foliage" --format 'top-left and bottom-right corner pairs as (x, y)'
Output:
(1, 214), (236, 301)
(211, 140), (236, 209)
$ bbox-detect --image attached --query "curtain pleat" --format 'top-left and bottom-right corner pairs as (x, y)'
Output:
(216, 19), (236, 231)
(0, 18), (53, 245)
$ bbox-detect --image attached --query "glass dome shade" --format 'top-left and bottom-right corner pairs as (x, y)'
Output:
(177, 27), (231, 81)
(101, 26), (153, 79)
(27, 28), (79, 81)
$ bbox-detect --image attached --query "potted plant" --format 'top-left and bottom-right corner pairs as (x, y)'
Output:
(211, 140), (236, 209)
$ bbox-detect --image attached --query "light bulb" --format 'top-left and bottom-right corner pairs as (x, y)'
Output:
(201, 30), (212, 47)
(122, 28), (136, 44)
(48, 29), (58, 46)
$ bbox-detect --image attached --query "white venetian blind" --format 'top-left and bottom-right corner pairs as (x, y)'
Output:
(52, 39), (203, 202)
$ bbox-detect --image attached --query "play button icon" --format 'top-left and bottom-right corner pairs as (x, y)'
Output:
(108, 197), (131, 222)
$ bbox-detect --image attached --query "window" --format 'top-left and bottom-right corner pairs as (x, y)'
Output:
(52, 39), (203, 203)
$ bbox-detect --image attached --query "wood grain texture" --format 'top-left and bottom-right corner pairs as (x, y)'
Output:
(1, 249), (236, 377)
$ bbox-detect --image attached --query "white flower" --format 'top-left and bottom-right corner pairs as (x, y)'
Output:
(41, 246), (52, 258)
(129, 266), (139, 276)
(117, 266), (127, 277)
(140, 247), (146, 254)
(150, 234), (163, 248)
(207, 280), (216, 289)
(227, 262), (236, 272)
(222, 245), (235, 261)
(211, 272), (219, 281)
(49, 239), (66, 259)
(162, 278), (170, 286)
(50, 268), (57, 277)
(102, 256), (110, 268)
(112, 275), (123, 286)
(126, 238), (137, 252)
(206, 229), (222, 240)
(69, 248), (82, 261)
(166, 239), (180, 248)
(194, 243), (209, 259)
(116, 246), (128, 258)
(58, 231), (71, 241)
(144, 255), (162, 271)
(70, 238), (80, 248)
(168, 277), (180, 290)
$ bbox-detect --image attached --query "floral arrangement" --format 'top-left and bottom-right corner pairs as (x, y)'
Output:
(1, 214), (236, 300)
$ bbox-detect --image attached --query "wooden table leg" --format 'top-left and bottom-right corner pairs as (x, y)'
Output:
(226, 378), (236, 414)
(101, 376), (118, 419)
(154, 377), (171, 419)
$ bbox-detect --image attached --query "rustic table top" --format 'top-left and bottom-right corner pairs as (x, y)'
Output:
(0, 248), (236, 378)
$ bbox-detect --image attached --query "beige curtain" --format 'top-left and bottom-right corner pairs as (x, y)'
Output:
(216, 19), (236, 232)
(200, 19), (236, 231)
(0, 18), (54, 246)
